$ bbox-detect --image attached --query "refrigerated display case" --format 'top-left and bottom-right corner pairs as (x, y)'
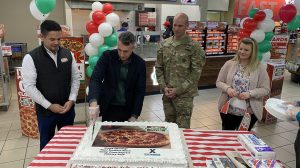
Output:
(186, 21), (206, 49)
(0, 42), (11, 110)
(205, 22), (227, 56)
(226, 25), (239, 54)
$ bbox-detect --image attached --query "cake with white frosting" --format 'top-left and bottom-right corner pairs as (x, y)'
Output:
(68, 122), (188, 168)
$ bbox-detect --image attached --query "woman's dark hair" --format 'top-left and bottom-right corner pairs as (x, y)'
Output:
(40, 20), (61, 36)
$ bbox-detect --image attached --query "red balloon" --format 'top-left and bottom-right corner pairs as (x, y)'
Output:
(238, 29), (251, 39)
(279, 4), (297, 23)
(254, 11), (266, 21)
(102, 3), (114, 14)
(92, 11), (106, 25)
(242, 18), (258, 31)
(86, 21), (98, 34)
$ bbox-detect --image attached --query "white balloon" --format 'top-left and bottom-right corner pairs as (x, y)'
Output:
(85, 43), (98, 56)
(250, 29), (265, 43)
(29, 0), (49, 21)
(98, 23), (113, 37)
(240, 17), (249, 28)
(92, 2), (103, 11)
(262, 51), (271, 60)
(89, 11), (94, 21)
(89, 33), (104, 47)
(258, 19), (275, 32)
(106, 13), (120, 27)
(263, 9), (273, 19)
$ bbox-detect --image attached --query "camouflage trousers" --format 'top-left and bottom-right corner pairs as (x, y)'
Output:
(162, 95), (193, 128)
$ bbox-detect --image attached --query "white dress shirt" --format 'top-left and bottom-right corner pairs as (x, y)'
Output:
(22, 46), (81, 109)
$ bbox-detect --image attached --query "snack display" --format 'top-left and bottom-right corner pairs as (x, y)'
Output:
(68, 122), (189, 168)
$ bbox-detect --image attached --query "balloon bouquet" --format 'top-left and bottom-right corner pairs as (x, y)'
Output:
(238, 8), (275, 63)
(85, 1), (120, 77)
(29, 0), (56, 21)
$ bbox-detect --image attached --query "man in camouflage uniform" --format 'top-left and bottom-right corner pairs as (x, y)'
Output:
(155, 13), (206, 128)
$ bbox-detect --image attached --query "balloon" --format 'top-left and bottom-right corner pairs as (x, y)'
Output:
(262, 51), (271, 60)
(29, 0), (49, 21)
(240, 17), (249, 28)
(287, 15), (300, 31)
(264, 9), (273, 19)
(86, 66), (93, 77)
(89, 11), (94, 21)
(243, 18), (258, 31)
(258, 19), (275, 32)
(279, 4), (297, 23)
(102, 3), (114, 14)
(264, 31), (274, 41)
(89, 33), (104, 47)
(98, 23), (113, 37)
(92, 1), (103, 11)
(86, 21), (98, 34)
(98, 45), (110, 56)
(88, 55), (100, 69)
(35, 0), (56, 14)
(92, 11), (106, 25)
(106, 13), (120, 27)
(85, 43), (98, 56)
(248, 8), (259, 18)
(250, 29), (265, 43)
(257, 52), (263, 61)
(258, 40), (272, 53)
(238, 29), (251, 39)
(104, 33), (118, 47)
(254, 11), (266, 21)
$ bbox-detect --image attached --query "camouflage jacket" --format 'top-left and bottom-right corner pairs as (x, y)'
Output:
(155, 35), (206, 97)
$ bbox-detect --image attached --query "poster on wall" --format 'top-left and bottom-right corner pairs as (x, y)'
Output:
(233, 0), (286, 21)
(15, 67), (39, 138)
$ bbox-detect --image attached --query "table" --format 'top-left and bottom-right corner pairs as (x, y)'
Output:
(28, 126), (254, 168)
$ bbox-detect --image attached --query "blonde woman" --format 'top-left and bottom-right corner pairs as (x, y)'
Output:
(216, 38), (270, 131)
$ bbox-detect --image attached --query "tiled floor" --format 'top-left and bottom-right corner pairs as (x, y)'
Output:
(0, 71), (299, 168)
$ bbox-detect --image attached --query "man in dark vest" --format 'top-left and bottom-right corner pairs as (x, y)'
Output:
(88, 31), (146, 122)
(22, 20), (80, 150)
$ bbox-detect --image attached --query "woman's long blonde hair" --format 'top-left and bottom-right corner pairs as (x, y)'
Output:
(232, 37), (260, 75)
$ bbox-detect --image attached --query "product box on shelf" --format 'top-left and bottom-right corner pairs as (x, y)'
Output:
(226, 25), (240, 54)
(237, 134), (276, 159)
(186, 21), (206, 49)
(205, 22), (227, 56)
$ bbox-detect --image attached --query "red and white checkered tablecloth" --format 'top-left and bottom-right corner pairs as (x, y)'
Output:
(28, 126), (254, 168)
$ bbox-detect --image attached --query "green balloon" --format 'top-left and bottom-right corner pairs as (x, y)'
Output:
(88, 55), (100, 69)
(265, 32), (274, 41)
(86, 66), (93, 78)
(257, 52), (263, 61)
(248, 8), (259, 18)
(105, 33), (118, 47)
(258, 40), (272, 53)
(98, 45), (110, 57)
(35, 0), (56, 14)
(287, 15), (300, 31)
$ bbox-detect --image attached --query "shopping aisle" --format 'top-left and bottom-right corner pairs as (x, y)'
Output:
(0, 71), (298, 168)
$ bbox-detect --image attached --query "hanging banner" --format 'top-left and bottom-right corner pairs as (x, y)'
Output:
(15, 67), (39, 138)
(234, 0), (286, 21)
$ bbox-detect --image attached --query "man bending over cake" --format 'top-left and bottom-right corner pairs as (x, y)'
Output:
(88, 31), (146, 122)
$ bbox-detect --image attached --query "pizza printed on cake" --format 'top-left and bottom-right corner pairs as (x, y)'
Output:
(99, 129), (170, 148)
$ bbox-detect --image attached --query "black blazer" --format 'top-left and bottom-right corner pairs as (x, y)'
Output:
(88, 49), (146, 117)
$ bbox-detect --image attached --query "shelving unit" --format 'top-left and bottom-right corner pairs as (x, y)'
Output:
(186, 21), (206, 49)
(226, 25), (239, 54)
(205, 22), (227, 56)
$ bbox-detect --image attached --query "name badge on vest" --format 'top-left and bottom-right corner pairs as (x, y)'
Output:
(61, 58), (68, 63)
